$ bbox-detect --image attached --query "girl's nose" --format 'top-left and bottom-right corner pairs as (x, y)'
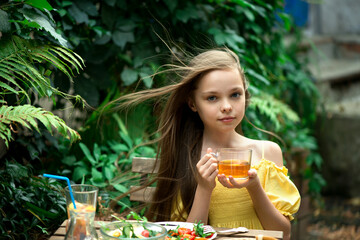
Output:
(221, 101), (232, 112)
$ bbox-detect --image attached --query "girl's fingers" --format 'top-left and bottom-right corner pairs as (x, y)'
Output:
(219, 168), (259, 189)
(218, 175), (249, 188)
(197, 148), (215, 166)
(228, 176), (248, 188)
(197, 147), (219, 182)
(248, 169), (257, 178)
(201, 161), (218, 178)
(208, 167), (219, 180)
(217, 174), (232, 187)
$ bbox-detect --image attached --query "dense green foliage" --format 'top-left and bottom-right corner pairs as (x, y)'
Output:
(0, 0), (86, 238)
(0, 162), (66, 239)
(0, 0), (324, 238)
(48, 0), (323, 196)
(0, 7), (86, 147)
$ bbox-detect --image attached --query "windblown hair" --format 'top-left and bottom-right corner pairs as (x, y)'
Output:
(112, 48), (250, 221)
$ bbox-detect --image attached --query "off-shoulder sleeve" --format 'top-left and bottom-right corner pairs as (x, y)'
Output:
(253, 160), (301, 221)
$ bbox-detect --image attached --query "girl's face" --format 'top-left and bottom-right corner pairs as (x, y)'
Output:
(189, 68), (246, 133)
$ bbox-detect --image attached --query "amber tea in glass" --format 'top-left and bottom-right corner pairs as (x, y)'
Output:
(217, 149), (252, 180)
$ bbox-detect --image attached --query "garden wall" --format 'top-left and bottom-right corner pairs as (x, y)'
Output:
(316, 113), (360, 197)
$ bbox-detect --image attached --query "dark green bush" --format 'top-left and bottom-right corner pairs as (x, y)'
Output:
(0, 162), (66, 239)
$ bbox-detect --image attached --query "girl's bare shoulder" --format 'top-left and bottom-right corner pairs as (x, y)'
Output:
(244, 139), (283, 167)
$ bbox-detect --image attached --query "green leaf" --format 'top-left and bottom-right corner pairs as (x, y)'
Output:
(91, 168), (103, 181)
(93, 143), (101, 161)
(105, 0), (116, 7)
(61, 1), (73, 7)
(75, 0), (98, 17)
(208, 28), (245, 53)
(90, 179), (107, 187)
(113, 184), (128, 193)
(112, 30), (135, 49)
(120, 68), (138, 86)
(139, 72), (153, 88)
(110, 114), (127, 136)
(103, 166), (114, 180)
(277, 12), (292, 31)
(116, 19), (137, 32)
(109, 143), (129, 152)
(51, 47), (84, 74)
(61, 156), (77, 166)
(72, 166), (89, 181)
(25, 0), (53, 11)
(244, 9), (255, 21)
(163, 0), (177, 12)
(68, 3), (89, 24)
(139, 66), (153, 88)
(246, 69), (270, 85)
(234, 0), (256, 9)
(79, 143), (96, 165)
(0, 10), (11, 32)
(120, 131), (133, 149)
(175, 5), (198, 23)
(249, 93), (299, 131)
(19, 8), (68, 47)
(0, 80), (20, 95)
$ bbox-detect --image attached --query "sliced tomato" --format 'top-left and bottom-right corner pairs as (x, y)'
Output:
(182, 233), (195, 240)
(178, 227), (192, 235)
(141, 230), (150, 237)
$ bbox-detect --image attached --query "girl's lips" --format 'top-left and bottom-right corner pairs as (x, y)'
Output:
(219, 117), (235, 122)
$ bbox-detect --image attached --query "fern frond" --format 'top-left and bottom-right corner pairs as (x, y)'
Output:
(0, 105), (81, 148)
(0, 35), (85, 102)
(0, 78), (19, 95)
(53, 46), (85, 73)
(31, 48), (74, 78)
(249, 92), (300, 131)
(5, 56), (50, 96)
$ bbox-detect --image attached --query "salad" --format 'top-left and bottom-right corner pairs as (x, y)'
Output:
(107, 222), (162, 238)
(165, 222), (215, 240)
(102, 212), (165, 239)
(102, 212), (215, 240)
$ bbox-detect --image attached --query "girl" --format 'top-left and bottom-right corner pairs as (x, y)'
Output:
(115, 48), (300, 240)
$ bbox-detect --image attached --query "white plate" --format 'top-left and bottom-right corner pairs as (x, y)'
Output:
(155, 221), (217, 240)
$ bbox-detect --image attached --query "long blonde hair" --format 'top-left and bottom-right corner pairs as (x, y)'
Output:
(112, 48), (250, 221)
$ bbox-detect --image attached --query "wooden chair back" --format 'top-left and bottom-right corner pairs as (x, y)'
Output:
(130, 157), (158, 202)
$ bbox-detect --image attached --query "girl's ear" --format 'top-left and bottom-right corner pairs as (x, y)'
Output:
(188, 98), (197, 112)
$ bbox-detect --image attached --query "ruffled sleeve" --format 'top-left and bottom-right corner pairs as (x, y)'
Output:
(253, 160), (301, 221)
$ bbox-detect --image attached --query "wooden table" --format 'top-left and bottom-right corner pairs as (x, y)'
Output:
(50, 220), (283, 239)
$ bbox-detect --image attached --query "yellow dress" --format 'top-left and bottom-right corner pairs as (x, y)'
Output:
(208, 159), (301, 229)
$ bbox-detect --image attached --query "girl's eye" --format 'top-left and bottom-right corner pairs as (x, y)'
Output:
(231, 92), (241, 98)
(207, 96), (217, 101)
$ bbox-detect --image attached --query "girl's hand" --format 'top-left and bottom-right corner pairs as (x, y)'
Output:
(217, 169), (259, 189)
(196, 148), (218, 190)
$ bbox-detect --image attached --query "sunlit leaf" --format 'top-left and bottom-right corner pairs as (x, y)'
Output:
(19, 8), (68, 47)
(120, 68), (138, 86)
(24, 0), (53, 11)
